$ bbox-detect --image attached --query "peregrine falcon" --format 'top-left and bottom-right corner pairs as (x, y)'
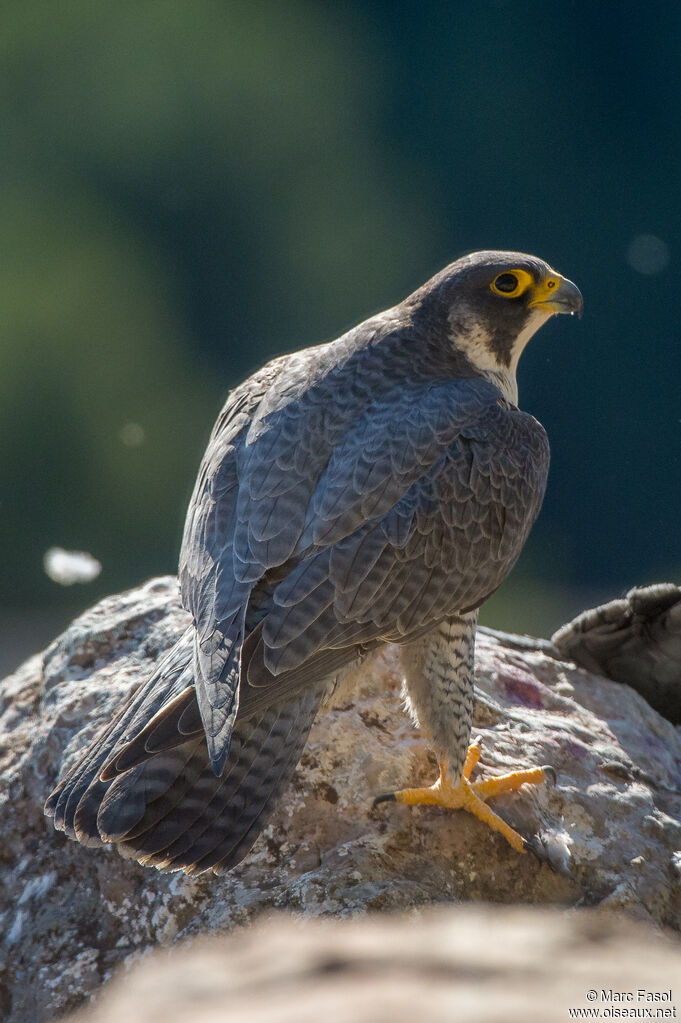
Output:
(45, 251), (582, 874)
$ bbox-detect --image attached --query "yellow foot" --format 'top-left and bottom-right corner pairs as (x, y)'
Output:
(373, 737), (554, 857)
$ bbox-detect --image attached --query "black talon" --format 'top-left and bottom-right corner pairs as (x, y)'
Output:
(373, 792), (397, 807)
(541, 765), (557, 786)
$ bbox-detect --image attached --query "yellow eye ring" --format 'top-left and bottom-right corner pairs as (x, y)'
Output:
(490, 268), (534, 298)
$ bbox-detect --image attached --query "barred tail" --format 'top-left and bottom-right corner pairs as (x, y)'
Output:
(45, 638), (324, 873)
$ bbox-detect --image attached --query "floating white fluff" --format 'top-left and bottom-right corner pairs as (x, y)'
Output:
(43, 547), (102, 585)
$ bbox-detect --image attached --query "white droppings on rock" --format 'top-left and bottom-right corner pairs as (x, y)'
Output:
(68, 948), (100, 985)
(6, 909), (26, 946)
(18, 871), (57, 905)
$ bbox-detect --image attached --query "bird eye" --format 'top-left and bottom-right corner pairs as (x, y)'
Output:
(490, 268), (534, 298)
(490, 272), (517, 292)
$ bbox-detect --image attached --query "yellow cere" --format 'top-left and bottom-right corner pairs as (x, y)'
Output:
(490, 268), (534, 298)
(529, 275), (563, 308)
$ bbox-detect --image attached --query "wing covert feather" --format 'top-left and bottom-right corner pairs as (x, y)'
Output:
(254, 398), (549, 684)
(179, 331), (548, 754)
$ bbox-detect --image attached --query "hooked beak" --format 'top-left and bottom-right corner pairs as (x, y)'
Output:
(529, 274), (583, 318)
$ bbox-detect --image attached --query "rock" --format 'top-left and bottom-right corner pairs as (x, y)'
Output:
(552, 583), (681, 724)
(62, 905), (681, 1023)
(2, 576), (681, 1021)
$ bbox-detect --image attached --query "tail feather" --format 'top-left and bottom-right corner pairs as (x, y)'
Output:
(95, 738), (205, 843)
(117, 719), (272, 862)
(101, 687), (200, 780)
(105, 739), (207, 845)
(102, 736), (228, 855)
(45, 632), (326, 873)
(45, 628), (195, 835)
(68, 778), (110, 847)
(153, 694), (311, 872)
(125, 685), (322, 873)
(80, 766), (147, 842)
(191, 690), (320, 874)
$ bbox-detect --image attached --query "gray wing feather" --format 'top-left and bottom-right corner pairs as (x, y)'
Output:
(180, 336), (548, 770)
(253, 394), (548, 679)
(179, 366), (281, 769)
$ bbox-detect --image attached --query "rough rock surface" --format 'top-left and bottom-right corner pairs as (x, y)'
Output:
(552, 583), (681, 724)
(1, 576), (681, 1022)
(63, 906), (681, 1023)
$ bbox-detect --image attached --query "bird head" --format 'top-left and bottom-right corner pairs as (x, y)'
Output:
(417, 250), (583, 403)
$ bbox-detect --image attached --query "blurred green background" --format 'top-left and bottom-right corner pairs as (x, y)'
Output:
(2, 0), (680, 672)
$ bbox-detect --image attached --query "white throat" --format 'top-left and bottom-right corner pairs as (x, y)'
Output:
(449, 308), (551, 406)
(486, 367), (519, 406)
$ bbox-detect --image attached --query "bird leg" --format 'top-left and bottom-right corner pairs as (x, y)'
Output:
(374, 737), (550, 855)
(389, 615), (552, 856)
